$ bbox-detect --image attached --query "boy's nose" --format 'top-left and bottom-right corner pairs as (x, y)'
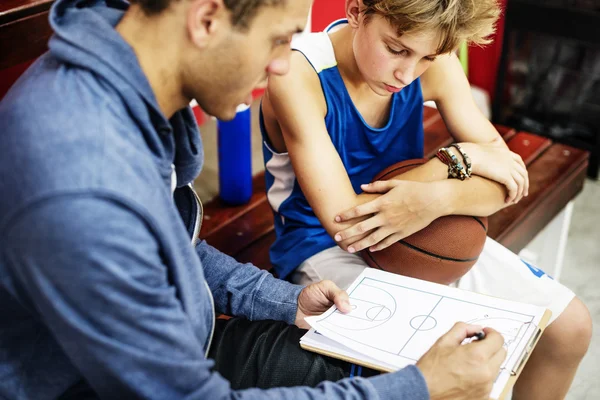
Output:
(268, 58), (291, 77)
(394, 65), (416, 86)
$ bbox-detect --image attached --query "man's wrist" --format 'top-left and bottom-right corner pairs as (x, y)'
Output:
(368, 365), (430, 400)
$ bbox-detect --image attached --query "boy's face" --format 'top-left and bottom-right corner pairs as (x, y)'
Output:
(353, 15), (441, 96)
(186, 0), (311, 121)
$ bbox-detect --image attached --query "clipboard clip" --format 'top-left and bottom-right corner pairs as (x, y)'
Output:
(503, 322), (543, 376)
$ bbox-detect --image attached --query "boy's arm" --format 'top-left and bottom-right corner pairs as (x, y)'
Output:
(334, 54), (528, 251)
(419, 52), (528, 202)
(266, 52), (442, 251)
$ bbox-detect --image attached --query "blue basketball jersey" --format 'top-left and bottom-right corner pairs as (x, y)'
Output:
(260, 20), (424, 279)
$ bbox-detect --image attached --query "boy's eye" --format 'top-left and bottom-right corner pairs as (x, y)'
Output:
(424, 56), (437, 62)
(386, 45), (407, 56)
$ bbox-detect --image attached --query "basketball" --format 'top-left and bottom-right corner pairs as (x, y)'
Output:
(361, 159), (488, 285)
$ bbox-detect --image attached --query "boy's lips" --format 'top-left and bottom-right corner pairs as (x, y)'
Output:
(384, 84), (402, 93)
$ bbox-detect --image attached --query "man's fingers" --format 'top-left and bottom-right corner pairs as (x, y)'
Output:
(319, 280), (351, 313)
(471, 328), (506, 357)
(489, 344), (508, 373)
(334, 215), (383, 242)
(335, 200), (380, 223)
(437, 322), (485, 347)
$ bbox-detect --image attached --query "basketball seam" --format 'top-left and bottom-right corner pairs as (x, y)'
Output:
(397, 240), (480, 262)
(364, 250), (386, 270)
(470, 216), (487, 232)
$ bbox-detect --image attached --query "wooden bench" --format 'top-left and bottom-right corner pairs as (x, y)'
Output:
(199, 107), (589, 273)
(0, 0), (54, 98)
(0, 0), (53, 71)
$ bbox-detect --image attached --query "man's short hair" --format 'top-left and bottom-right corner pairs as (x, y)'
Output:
(362, 0), (500, 54)
(130, 0), (287, 29)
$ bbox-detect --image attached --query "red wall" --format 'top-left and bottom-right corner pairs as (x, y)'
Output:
(468, 0), (507, 99)
(311, 0), (345, 32)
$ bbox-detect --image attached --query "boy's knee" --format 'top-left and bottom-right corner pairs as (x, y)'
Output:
(549, 297), (592, 359)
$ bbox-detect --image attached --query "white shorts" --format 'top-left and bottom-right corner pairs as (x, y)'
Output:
(290, 237), (575, 324)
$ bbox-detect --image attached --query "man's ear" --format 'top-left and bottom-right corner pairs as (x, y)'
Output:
(187, 0), (228, 48)
(346, 0), (362, 29)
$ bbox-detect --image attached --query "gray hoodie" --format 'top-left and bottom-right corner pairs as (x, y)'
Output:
(0, 0), (429, 399)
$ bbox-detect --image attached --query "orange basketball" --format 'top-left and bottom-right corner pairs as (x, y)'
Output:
(361, 159), (487, 285)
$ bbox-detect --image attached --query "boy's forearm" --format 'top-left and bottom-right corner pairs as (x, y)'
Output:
(434, 176), (507, 217)
(388, 157), (449, 182)
(386, 157), (508, 217)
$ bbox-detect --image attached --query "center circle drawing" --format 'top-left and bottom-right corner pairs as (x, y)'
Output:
(366, 305), (392, 321)
(322, 283), (397, 330)
(410, 315), (437, 331)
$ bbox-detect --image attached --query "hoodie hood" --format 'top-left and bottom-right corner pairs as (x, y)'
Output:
(48, 0), (203, 185)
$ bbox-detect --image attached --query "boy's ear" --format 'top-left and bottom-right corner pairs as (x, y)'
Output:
(187, 0), (229, 48)
(346, 0), (362, 29)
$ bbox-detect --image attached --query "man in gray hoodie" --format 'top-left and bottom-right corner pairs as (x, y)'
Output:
(0, 0), (506, 399)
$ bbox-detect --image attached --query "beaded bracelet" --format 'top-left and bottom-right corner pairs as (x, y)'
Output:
(436, 147), (468, 180)
(449, 143), (472, 178)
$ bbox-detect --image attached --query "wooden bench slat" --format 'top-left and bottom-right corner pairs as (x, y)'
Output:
(423, 115), (453, 158)
(495, 125), (517, 142)
(488, 144), (588, 252)
(0, 11), (53, 70)
(200, 173), (267, 237)
(0, 0), (52, 24)
(423, 106), (441, 125)
(235, 230), (276, 271)
(205, 199), (273, 257)
(505, 132), (552, 165)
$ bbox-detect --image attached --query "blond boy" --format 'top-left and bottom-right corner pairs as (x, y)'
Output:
(261, 1), (592, 398)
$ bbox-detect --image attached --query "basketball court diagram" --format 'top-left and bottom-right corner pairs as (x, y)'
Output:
(316, 277), (536, 365)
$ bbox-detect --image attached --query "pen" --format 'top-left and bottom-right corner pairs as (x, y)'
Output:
(462, 330), (486, 345)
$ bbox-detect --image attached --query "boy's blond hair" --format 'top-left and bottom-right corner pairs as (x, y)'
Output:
(362, 0), (500, 54)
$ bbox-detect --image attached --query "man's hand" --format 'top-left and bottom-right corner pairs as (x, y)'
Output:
(333, 180), (441, 253)
(295, 280), (352, 329)
(416, 322), (507, 400)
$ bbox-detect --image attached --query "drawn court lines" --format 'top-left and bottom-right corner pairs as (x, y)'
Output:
(317, 277), (536, 364)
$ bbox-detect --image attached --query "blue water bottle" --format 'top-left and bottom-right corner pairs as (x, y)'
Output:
(217, 104), (252, 205)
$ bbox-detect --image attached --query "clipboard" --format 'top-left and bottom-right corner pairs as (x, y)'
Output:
(499, 308), (551, 399)
(300, 268), (553, 400)
(301, 309), (551, 400)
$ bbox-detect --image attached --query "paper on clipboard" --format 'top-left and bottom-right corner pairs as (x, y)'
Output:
(302, 268), (550, 399)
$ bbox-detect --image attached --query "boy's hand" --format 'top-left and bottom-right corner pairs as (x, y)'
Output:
(295, 280), (352, 329)
(333, 180), (441, 252)
(459, 142), (529, 204)
(416, 323), (507, 400)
